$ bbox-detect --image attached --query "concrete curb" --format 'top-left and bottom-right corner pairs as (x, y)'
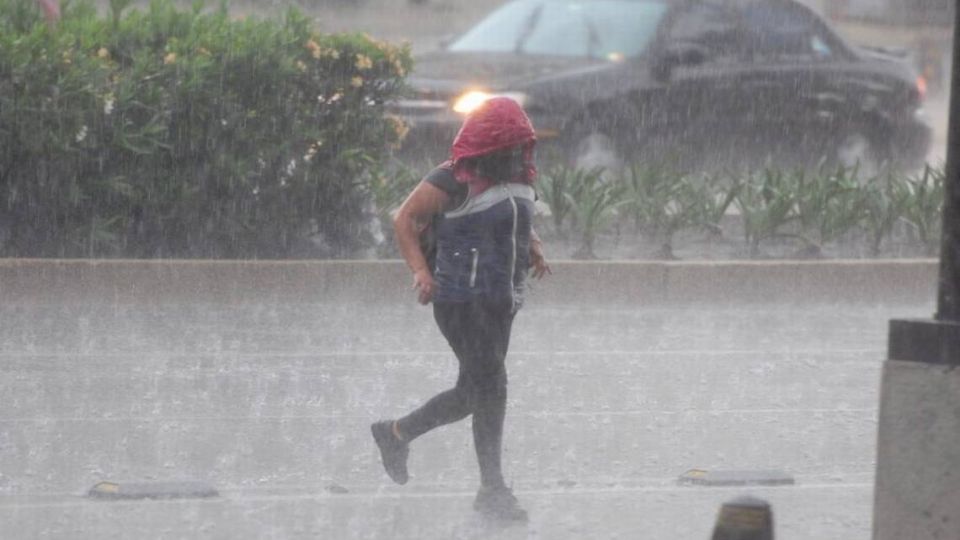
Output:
(0, 258), (939, 305)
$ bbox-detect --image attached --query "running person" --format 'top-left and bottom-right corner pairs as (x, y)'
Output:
(372, 97), (550, 522)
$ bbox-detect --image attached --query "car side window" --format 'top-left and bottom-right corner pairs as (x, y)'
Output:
(666, 3), (743, 61)
(742, 3), (835, 61)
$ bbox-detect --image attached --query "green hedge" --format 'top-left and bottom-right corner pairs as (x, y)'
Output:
(0, 0), (412, 258)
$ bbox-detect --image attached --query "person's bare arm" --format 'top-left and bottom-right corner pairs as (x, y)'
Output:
(393, 181), (449, 304)
(529, 227), (551, 279)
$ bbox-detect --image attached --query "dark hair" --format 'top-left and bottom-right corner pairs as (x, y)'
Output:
(468, 146), (526, 183)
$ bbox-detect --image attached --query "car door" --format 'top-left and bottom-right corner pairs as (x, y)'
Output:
(636, 1), (752, 172)
(736, 1), (856, 169)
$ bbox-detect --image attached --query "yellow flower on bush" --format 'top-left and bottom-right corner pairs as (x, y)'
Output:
(197, 47), (211, 56)
(355, 54), (373, 71)
(362, 33), (386, 50)
(350, 76), (364, 88)
(382, 45), (410, 77)
(164, 52), (177, 65)
(97, 47), (110, 60)
(386, 114), (409, 143)
(296, 60), (307, 72)
(305, 39), (321, 59)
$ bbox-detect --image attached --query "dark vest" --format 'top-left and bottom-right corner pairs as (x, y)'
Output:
(433, 183), (535, 309)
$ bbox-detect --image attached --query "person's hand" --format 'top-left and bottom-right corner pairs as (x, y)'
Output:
(413, 268), (435, 305)
(529, 241), (551, 280)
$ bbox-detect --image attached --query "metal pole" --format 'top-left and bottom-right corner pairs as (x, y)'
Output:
(936, 1), (960, 321)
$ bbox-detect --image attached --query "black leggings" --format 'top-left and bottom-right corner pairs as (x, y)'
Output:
(396, 300), (515, 488)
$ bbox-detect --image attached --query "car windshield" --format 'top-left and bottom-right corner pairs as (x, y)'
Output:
(448, 0), (669, 60)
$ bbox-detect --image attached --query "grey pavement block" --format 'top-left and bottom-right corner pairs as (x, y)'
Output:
(678, 469), (796, 487)
(88, 481), (218, 500)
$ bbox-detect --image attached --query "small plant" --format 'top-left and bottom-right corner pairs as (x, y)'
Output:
(692, 171), (740, 238)
(538, 164), (584, 237)
(861, 169), (912, 256)
(794, 164), (867, 256)
(565, 166), (622, 259)
(650, 174), (715, 260)
(734, 167), (800, 257)
(620, 161), (669, 236)
(901, 164), (945, 256)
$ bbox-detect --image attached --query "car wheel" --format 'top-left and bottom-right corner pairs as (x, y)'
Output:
(570, 132), (623, 176)
(835, 131), (883, 180)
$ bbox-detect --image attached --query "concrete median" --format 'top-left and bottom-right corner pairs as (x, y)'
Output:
(0, 258), (938, 305)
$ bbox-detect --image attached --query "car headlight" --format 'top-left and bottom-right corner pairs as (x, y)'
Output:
(452, 91), (528, 114)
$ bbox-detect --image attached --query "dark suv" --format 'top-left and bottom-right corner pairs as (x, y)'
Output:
(392, 0), (931, 173)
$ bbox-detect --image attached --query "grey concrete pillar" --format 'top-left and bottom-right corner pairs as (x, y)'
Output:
(873, 348), (960, 540)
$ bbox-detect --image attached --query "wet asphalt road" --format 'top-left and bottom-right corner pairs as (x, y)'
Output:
(0, 296), (933, 539)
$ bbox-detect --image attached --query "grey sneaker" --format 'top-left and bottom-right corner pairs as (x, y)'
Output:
(371, 421), (409, 485)
(473, 486), (528, 522)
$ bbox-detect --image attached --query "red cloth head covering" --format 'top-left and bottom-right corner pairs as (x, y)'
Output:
(36, 0), (60, 23)
(448, 97), (537, 192)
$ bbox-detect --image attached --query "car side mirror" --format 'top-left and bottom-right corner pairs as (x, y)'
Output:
(652, 42), (710, 82)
